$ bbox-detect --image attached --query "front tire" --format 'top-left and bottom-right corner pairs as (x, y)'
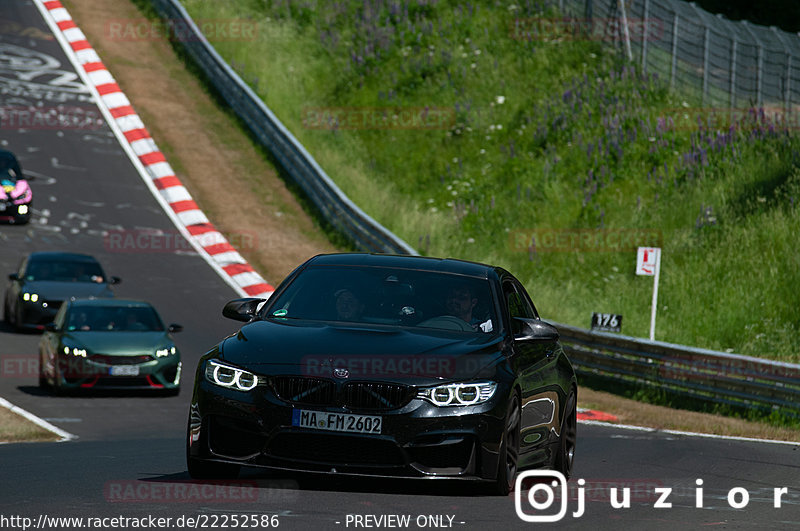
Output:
(555, 389), (577, 479)
(491, 393), (520, 495)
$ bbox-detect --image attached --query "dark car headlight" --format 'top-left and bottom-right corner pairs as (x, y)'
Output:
(417, 382), (498, 406)
(62, 345), (87, 357)
(204, 360), (258, 391)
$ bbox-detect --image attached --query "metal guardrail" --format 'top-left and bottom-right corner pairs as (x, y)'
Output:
(148, 0), (417, 255)
(149, 0), (799, 417)
(555, 322), (800, 416)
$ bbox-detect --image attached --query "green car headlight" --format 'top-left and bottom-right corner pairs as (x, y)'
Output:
(204, 360), (258, 391)
(417, 382), (498, 406)
(155, 346), (177, 358)
(62, 346), (87, 357)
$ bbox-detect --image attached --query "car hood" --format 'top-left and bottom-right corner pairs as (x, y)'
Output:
(218, 319), (506, 384)
(64, 331), (168, 355)
(23, 280), (113, 301)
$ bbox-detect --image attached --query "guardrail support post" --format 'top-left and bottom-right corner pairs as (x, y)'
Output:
(702, 27), (710, 105)
(641, 0), (650, 71)
(730, 38), (737, 110)
(670, 13), (679, 89)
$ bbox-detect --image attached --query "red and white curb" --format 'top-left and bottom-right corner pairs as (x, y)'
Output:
(34, 0), (274, 299)
(577, 408), (619, 423)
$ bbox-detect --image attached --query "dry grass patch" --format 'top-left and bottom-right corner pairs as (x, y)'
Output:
(579, 387), (800, 443)
(0, 407), (59, 443)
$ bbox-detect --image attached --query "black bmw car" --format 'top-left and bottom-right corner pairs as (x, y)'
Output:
(187, 253), (577, 494)
(4, 252), (120, 331)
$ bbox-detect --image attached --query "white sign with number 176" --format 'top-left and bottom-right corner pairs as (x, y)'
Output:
(636, 247), (661, 340)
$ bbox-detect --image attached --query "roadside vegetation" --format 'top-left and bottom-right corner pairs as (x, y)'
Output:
(178, 0), (800, 362)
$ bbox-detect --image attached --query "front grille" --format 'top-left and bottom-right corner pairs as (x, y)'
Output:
(343, 382), (414, 409)
(95, 377), (150, 387)
(272, 377), (334, 405)
(270, 377), (412, 410)
(90, 354), (153, 365)
(268, 432), (406, 466)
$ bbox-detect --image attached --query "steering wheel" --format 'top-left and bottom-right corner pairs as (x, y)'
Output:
(417, 315), (474, 332)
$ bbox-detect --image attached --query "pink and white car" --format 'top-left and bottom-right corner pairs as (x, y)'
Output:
(0, 149), (33, 225)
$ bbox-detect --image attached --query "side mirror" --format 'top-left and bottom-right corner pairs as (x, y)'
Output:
(44, 322), (59, 332)
(222, 298), (266, 322)
(110, 276), (121, 285)
(8, 273), (19, 281)
(514, 318), (559, 341)
(168, 323), (183, 333)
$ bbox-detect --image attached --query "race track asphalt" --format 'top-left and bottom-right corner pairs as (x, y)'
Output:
(1, 1), (798, 529)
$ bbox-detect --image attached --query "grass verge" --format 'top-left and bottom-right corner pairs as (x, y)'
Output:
(176, 0), (800, 362)
(0, 405), (60, 443)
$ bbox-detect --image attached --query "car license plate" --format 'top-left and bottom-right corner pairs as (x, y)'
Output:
(292, 409), (382, 434)
(109, 365), (139, 376)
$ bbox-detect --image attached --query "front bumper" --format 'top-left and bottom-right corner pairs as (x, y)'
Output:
(54, 353), (181, 390)
(17, 298), (60, 330)
(189, 379), (508, 480)
(0, 198), (31, 222)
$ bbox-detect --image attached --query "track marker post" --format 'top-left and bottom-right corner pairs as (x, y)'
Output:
(635, 246), (661, 340)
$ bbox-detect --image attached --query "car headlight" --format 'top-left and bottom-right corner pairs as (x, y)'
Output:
(13, 189), (31, 201)
(204, 360), (258, 391)
(155, 346), (177, 357)
(23, 292), (39, 302)
(62, 346), (87, 357)
(417, 382), (498, 406)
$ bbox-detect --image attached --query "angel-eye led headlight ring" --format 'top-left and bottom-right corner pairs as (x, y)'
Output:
(204, 360), (258, 391)
(417, 382), (497, 406)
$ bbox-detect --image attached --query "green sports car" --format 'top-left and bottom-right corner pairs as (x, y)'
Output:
(38, 299), (182, 394)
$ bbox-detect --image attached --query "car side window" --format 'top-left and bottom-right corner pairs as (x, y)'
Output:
(503, 281), (526, 335)
(513, 280), (538, 319)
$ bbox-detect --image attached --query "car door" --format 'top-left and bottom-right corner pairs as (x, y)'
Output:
(503, 278), (562, 456)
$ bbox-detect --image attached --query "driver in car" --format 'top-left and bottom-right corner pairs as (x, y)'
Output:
(445, 284), (493, 333)
(334, 288), (365, 321)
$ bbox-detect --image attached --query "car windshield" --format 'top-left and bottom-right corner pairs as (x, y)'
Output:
(266, 265), (496, 333)
(66, 306), (164, 332)
(1, 168), (17, 186)
(25, 260), (105, 283)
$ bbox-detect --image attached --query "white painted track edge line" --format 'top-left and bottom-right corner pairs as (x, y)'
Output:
(0, 397), (77, 442)
(578, 419), (800, 446)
